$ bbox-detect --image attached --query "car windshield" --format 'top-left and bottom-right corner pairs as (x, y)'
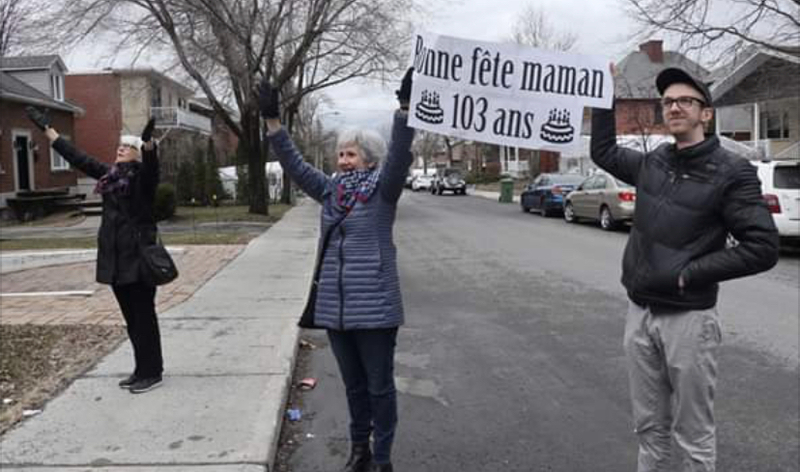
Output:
(774, 164), (800, 189)
(444, 170), (462, 178)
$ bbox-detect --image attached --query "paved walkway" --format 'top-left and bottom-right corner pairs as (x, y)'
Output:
(0, 200), (320, 471)
(0, 246), (244, 325)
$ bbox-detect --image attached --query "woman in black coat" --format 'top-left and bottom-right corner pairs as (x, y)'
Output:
(26, 108), (165, 394)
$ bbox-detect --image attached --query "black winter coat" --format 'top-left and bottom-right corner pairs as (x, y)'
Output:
(591, 107), (779, 311)
(52, 138), (159, 286)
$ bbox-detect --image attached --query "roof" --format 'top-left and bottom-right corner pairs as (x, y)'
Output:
(0, 55), (66, 72)
(0, 71), (83, 114)
(68, 68), (194, 97)
(710, 47), (800, 101)
(615, 51), (710, 100)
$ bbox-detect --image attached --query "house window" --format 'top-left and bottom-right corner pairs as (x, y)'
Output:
(51, 74), (64, 101)
(150, 80), (162, 108)
(760, 110), (790, 139)
(51, 135), (71, 171)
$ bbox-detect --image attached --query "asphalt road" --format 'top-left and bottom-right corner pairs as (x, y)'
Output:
(277, 191), (799, 472)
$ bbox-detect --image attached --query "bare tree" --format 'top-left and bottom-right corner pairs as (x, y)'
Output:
(510, 3), (578, 51)
(0, 0), (33, 57)
(624, 0), (800, 62)
(412, 131), (445, 174)
(36, 0), (413, 214)
(509, 3), (576, 179)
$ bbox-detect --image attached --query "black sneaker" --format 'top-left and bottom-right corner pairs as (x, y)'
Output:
(118, 374), (138, 389)
(129, 376), (163, 394)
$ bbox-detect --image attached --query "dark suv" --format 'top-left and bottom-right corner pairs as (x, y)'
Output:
(432, 169), (467, 195)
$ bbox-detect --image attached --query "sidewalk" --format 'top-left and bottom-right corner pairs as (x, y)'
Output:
(0, 200), (320, 471)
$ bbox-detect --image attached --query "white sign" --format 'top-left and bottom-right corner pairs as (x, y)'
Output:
(407, 32), (614, 152)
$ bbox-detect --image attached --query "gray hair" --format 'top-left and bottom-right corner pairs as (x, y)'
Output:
(336, 128), (387, 167)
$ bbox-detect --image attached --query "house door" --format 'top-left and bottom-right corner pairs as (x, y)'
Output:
(13, 134), (33, 191)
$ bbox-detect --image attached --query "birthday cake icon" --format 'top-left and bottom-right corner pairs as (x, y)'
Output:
(540, 108), (575, 144)
(415, 90), (444, 124)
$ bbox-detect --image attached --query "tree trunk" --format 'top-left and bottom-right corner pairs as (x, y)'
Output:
(280, 105), (298, 205)
(243, 108), (268, 215)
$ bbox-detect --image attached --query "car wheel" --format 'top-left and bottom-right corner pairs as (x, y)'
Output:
(540, 198), (549, 217)
(600, 206), (617, 231)
(521, 203), (529, 212)
(564, 202), (577, 223)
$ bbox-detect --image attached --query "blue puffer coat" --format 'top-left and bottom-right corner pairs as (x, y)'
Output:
(268, 110), (415, 330)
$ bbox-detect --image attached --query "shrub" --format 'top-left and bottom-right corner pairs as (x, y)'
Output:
(153, 183), (177, 221)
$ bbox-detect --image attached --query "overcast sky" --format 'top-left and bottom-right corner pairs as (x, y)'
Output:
(63, 0), (639, 130)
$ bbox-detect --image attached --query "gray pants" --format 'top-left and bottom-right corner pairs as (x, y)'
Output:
(624, 302), (722, 472)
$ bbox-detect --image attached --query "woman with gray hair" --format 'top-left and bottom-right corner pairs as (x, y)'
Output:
(259, 69), (414, 472)
(25, 108), (165, 394)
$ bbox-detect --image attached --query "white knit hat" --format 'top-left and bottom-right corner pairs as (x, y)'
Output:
(119, 135), (142, 152)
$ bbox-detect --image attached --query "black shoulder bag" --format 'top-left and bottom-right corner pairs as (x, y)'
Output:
(122, 209), (179, 286)
(138, 230), (179, 286)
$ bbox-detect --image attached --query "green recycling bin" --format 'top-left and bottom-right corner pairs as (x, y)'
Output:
(499, 178), (514, 203)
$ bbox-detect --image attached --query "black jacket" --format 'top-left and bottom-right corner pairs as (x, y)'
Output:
(591, 107), (779, 311)
(53, 138), (159, 285)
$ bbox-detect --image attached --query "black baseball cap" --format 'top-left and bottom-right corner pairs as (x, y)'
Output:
(656, 67), (713, 107)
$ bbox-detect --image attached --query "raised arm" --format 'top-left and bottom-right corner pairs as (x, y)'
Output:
(379, 68), (416, 203)
(589, 64), (643, 185)
(139, 119), (160, 191)
(260, 79), (329, 203)
(379, 110), (415, 203)
(26, 106), (110, 179)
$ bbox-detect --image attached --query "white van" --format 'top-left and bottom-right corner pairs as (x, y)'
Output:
(752, 159), (800, 241)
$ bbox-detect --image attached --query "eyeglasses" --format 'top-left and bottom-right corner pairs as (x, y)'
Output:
(661, 96), (706, 109)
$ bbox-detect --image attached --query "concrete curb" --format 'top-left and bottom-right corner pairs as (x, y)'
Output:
(0, 200), (321, 471)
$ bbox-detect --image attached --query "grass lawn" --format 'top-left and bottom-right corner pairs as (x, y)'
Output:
(170, 203), (291, 224)
(0, 204), (293, 251)
(0, 232), (259, 250)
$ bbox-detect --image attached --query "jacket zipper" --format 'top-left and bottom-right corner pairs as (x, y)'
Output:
(338, 225), (345, 330)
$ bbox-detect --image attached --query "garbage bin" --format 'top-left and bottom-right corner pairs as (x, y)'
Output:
(499, 178), (514, 203)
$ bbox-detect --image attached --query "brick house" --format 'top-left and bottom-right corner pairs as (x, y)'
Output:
(65, 68), (213, 188)
(0, 55), (84, 211)
(189, 97), (239, 166)
(613, 40), (709, 148)
(712, 47), (800, 159)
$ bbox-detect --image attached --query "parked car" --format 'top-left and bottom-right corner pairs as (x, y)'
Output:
(564, 173), (636, 230)
(752, 159), (800, 243)
(520, 173), (585, 216)
(412, 174), (435, 191)
(432, 169), (467, 195)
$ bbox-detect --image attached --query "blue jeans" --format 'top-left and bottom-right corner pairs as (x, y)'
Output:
(327, 328), (398, 464)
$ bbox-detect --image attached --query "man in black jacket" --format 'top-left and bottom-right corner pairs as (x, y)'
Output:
(591, 66), (779, 471)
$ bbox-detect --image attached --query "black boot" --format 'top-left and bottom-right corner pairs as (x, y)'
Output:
(342, 442), (372, 472)
(370, 462), (393, 472)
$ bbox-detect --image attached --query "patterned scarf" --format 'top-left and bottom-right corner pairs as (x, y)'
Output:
(334, 168), (380, 213)
(95, 162), (139, 195)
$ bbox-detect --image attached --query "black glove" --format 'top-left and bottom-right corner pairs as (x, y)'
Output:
(141, 118), (156, 143)
(395, 67), (413, 108)
(25, 106), (51, 131)
(258, 78), (280, 120)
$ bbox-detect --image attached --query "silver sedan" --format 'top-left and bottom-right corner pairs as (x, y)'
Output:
(564, 173), (636, 231)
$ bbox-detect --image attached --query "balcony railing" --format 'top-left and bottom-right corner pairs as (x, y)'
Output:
(737, 139), (799, 160)
(150, 107), (212, 134)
